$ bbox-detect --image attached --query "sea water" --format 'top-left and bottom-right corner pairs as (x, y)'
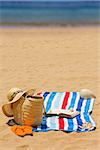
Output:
(0, 1), (100, 26)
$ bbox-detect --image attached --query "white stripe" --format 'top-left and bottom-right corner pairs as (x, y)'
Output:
(65, 92), (73, 110)
(47, 117), (59, 130)
(80, 112), (86, 123)
(81, 99), (87, 113)
(47, 117), (51, 128)
(55, 117), (59, 130)
(58, 92), (66, 109)
(50, 93), (59, 110)
(73, 92), (80, 110)
(89, 115), (96, 127)
(88, 98), (95, 113)
(64, 118), (68, 131)
(73, 117), (78, 131)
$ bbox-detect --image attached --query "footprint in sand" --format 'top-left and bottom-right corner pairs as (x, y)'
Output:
(16, 145), (29, 150)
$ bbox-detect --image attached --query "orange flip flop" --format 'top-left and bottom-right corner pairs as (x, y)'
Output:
(23, 126), (33, 135)
(11, 125), (33, 137)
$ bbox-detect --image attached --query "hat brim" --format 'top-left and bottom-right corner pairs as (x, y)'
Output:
(2, 104), (13, 117)
(2, 91), (26, 117)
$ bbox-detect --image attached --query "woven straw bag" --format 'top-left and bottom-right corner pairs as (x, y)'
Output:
(12, 95), (44, 126)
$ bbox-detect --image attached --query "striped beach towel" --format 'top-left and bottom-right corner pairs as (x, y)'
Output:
(32, 92), (96, 132)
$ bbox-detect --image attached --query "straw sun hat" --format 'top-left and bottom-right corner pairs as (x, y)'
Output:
(2, 88), (44, 126)
(2, 88), (26, 117)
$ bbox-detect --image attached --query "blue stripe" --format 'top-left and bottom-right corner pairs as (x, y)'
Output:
(76, 97), (84, 112)
(68, 92), (77, 109)
(43, 92), (50, 101)
(83, 113), (91, 123)
(84, 98), (91, 114)
(76, 114), (83, 126)
(67, 118), (74, 131)
(46, 92), (57, 112)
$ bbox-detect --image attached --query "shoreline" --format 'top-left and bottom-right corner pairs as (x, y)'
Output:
(0, 24), (100, 29)
(0, 20), (100, 29)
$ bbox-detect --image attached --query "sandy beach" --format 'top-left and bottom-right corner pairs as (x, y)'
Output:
(0, 27), (100, 150)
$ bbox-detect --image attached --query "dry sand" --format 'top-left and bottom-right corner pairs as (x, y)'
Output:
(0, 27), (100, 150)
